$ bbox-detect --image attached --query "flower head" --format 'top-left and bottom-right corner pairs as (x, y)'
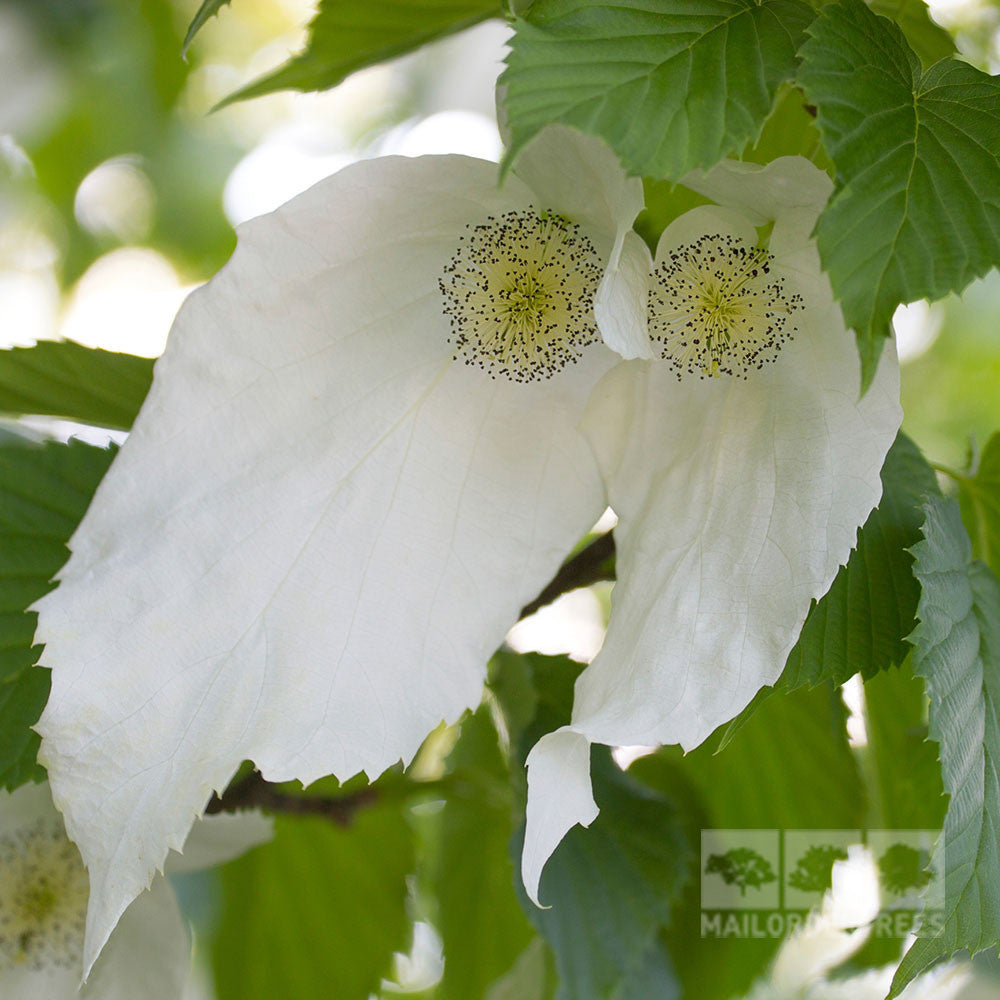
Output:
(0, 781), (271, 999)
(30, 129), (900, 966)
(649, 231), (801, 378)
(0, 808), (88, 974)
(441, 209), (603, 381)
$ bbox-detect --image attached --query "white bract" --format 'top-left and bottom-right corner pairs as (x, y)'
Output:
(32, 125), (900, 968)
(0, 781), (271, 998)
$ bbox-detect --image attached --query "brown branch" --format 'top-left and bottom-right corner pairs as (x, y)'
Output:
(205, 771), (376, 826)
(519, 530), (616, 620)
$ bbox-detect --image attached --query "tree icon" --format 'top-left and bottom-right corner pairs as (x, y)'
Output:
(705, 848), (777, 897)
(878, 843), (933, 896)
(788, 844), (849, 893)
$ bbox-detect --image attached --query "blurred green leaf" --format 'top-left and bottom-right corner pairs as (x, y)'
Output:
(516, 751), (689, 1000)
(851, 658), (945, 970)
(0, 342), (153, 430)
(491, 650), (583, 769)
(501, 0), (813, 179)
(183, 0), (232, 55)
(863, 659), (945, 831)
(632, 684), (865, 999)
(957, 432), (1000, 577)
(613, 934), (679, 1000)
(799, 0), (1000, 386)
(0, 437), (115, 789)
(738, 83), (832, 171)
(891, 497), (1000, 993)
(214, 805), (415, 1000)
(634, 180), (713, 256)
(638, 687), (864, 836)
(726, 433), (938, 741)
(483, 938), (558, 1000)
(219, 0), (501, 106)
(429, 708), (534, 1000)
(868, 0), (955, 66)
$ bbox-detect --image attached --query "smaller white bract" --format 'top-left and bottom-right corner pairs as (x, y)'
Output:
(32, 125), (901, 971)
(0, 781), (271, 999)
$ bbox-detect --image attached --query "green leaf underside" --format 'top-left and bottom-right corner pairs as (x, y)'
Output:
(799, 0), (1000, 385)
(517, 751), (690, 1000)
(219, 0), (500, 106)
(0, 438), (116, 790)
(430, 708), (534, 1000)
(890, 497), (1000, 994)
(183, 0), (232, 56)
(958, 432), (1000, 578)
(502, 0), (813, 180)
(724, 432), (938, 742)
(0, 342), (154, 431)
(213, 807), (415, 1000)
(867, 0), (955, 67)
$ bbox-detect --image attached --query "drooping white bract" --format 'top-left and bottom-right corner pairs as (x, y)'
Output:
(32, 124), (901, 970)
(0, 781), (271, 998)
(33, 125), (647, 973)
(521, 157), (901, 903)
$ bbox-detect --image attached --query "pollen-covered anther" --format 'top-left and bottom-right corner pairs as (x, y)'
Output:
(649, 233), (802, 379)
(0, 819), (89, 972)
(439, 209), (603, 383)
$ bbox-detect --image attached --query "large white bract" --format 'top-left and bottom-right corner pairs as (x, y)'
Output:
(32, 126), (901, 968)
(0, 781), (271, 998)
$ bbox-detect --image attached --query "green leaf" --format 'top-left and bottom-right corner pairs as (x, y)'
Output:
(213, 806), (415, 1000)
(219, 0), (500, 106)
(0, 437), (116, 789)
(429, 708), (534, 1000)
(183, 0), (232, 55)
(890, 497), (1000, 993)
(491, 650), (583, 769)
(867, 0), (955, 67)
(0, 668), (49, 790)
(849, 657), (946, 971)
(957, 431), (1000, 577)
(634, 180), (714, 256)
(484, 939), (558, 1000)
(639, 685), (865, 835)
(798, 0), (1000, 382)
(516, 751), (690, 1000)
(0, 342), (154, 431)
(501, 0), (814, 180)
(725, 433), (938, 741)
(863, 659), (945, 831)
(737, 82), (833, 172)
(633, 684), (865, 1000)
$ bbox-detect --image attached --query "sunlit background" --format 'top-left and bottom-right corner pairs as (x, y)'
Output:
(2, 0), (1000, 996)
